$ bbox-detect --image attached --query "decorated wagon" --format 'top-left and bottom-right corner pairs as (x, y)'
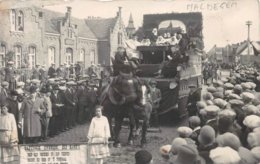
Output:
(100, 12), (204, 146)
(136, 45), (203, 119)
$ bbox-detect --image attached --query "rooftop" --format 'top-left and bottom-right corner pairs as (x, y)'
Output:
(85, 18), (117, 40)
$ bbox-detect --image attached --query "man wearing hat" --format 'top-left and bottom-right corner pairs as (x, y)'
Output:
(19, 86), (46, 143)
(0, 81), (10, 104)
(63, 63), (70, 79)
(39, 65), (48, 82)
(187, 84), (201, 117)
(16, 81), (25, 95)
(4, 61), (16, 90)
(113, 47), (130, 76)
(48, 63), (56, 78)
(88, 62), (98, 77)
(198, 125), (217, 164)
(189, 116), (201, 145)
(32, 64), (41, 80)
(135, 150), (153, 164)
(39, 86), (52, 141)
(172, 144), (205, 164)
(56, 64), (65, 78)
(149, 79), (161, 128)
(64, 81), (78, 129)
(69, 63), (75, 77)
(76, 81), (89, 124)
(6, 90), (23, 143)
(86, 81), (98, 120)
(75, 61), (82, 80)
(50, 85), (65, 136)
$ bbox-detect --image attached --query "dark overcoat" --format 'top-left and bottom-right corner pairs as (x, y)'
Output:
(50, 92), (64, 116)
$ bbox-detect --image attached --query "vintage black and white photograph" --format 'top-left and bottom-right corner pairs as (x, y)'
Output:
(0, 0), (260, 163)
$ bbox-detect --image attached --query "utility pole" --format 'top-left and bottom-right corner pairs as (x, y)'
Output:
(226, 40), (229, 64)
(246, 21), (252, 41)
(246, 21), (252, 63)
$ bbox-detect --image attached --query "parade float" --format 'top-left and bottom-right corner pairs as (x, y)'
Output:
(129, 12), (204, 119)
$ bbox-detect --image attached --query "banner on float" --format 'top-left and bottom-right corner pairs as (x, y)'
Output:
(19, 143), (88, 164)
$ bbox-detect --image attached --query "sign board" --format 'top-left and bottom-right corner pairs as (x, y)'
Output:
(19, 143), (88, 164)
(65, 39), (74, 45)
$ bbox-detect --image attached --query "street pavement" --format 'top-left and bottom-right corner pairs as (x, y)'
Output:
(42, 120), (187, 164)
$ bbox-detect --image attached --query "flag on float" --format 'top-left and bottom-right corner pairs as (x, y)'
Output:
(123, 39), (141, 59)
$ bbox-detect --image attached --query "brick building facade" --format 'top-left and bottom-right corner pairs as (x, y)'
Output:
(0, 6), (127, 69)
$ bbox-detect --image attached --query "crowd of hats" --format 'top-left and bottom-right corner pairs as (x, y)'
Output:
(1, 73), (101, 101)
(156, 66), (260, 163)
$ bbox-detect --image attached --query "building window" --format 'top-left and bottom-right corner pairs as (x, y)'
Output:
(14, 46), (22, 68)
(10, 10), (16, 31)
(118, 32), (122, 45)
(0, 44), (6, 67)
(79, 49), (84, 62)
(68, 28), (73, 38)
(66, 48), (73, 64)
(17, 11), (24, 31)
(48, 47), (55, 66)
(28, 46), (36, 69)
(118, 32), (123, 45)
(90, 50), (95, 64)
(39, 12), (43, 18)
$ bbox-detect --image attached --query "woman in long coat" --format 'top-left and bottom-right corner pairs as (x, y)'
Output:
(19, 86), (45, 143)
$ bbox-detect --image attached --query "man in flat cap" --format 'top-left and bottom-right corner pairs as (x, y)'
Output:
(39, 86), (52, 141)
(4, 61), (16, 90)
(75, 61), (82, 81)
(6, 90), (23, 143)
(32, 64), (41, 80)
(48, 63), (56, 78)
(187, 84), (201, 117)
(39, 65), (48, 82)
(149, 80), (161, 128)
(85, 81), (98, 120)
(56, 64), (65, 78)
(50, 85), (65, 136)
(76, 80), (89, 124)
(0, 81), (10, 105)
(64, 81), (77, 129)
(19, 86), (46, 143)
(135, 150), (153, 164)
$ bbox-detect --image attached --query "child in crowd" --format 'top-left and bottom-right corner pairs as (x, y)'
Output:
(87, 105), (110, 164)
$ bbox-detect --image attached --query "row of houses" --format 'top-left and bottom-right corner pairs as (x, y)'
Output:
(0, 5), (136, 69)
(207, 40), (260, 66)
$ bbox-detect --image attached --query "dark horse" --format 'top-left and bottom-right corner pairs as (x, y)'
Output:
(100, 71), (152, 147)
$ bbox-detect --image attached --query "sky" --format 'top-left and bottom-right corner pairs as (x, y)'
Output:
(39, 0), (259, 51)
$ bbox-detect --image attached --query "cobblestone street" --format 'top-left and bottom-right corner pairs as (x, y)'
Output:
(41, 119), (187, 164)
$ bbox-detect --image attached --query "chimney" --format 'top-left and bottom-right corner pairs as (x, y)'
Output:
(117, 6), (122, 17)
(66, 6), (72, 26)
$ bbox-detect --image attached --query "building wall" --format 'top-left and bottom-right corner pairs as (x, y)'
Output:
(239, 45), (255, 64)
(0, 7), (100, 69)
(109, 15), (128, 65)
(77, 38), (98, 68)
(97, 41), (110, 66)
(0, 7), (45, 68)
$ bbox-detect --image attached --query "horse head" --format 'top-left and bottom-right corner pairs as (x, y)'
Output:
(101, 72), (142, 106)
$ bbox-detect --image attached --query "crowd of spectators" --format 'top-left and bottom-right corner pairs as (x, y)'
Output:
(134, 64), (260, 164)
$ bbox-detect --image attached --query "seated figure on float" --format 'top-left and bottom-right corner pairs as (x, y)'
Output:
(155, 45), (183, 79)
(113, 47), (139, 76)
